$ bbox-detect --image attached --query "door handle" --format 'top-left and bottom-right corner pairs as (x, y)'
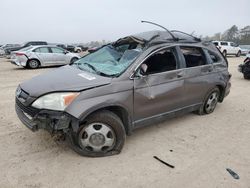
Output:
(202, 66), (213, 73)
(208, 67), (213, 72)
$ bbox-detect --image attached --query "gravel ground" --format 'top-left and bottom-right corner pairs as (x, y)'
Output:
(0, 57), (249, 188)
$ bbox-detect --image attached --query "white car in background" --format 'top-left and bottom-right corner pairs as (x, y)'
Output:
(213, 41), (242, 57)
(10, 45), (80, 69)
(0, 48), (5, 56)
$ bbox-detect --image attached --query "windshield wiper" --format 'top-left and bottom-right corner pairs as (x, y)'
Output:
(98, 72), (115, 77)
(83, 62), (98, 73)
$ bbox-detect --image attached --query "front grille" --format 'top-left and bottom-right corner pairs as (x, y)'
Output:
(16, 98), (39, 117)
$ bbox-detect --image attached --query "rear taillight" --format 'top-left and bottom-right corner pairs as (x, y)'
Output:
(15, 52), (25, 56)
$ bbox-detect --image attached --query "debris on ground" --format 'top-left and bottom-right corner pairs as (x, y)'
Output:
(226, 168), (240, 180)
(153, 156), (175, 168)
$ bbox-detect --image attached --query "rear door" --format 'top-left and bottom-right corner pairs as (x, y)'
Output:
(230, 42), (238, 54)
(177, 46), (215, 106)
(50, 47), (68, 65)
(133, 46), (186, 126)
(33, 47), (53, 65)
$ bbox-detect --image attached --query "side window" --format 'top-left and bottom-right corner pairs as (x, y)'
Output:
(213, 42), (218, 46)
(206, 50), (221, 64)
(180, 46), (207, 67)
(34, 47), (50, 53)
(51, 47), (64, 54)
(221, 42), (228, 46)
(140, 48), (178, 75)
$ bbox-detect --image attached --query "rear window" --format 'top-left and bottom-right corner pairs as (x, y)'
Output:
(221, 42), (228, 46)
(180, 46), (207, 67)
(206, 50), (221, 63)
(34, 47), (50, 53)
(20, 46), (33, 51)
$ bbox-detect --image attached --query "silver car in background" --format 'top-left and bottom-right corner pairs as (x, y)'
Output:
(10, 45), (80, 68)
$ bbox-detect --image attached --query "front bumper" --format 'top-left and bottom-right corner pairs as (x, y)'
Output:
(15, 98), (74, 132)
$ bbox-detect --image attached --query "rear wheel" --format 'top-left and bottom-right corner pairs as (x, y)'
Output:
(222, 50), (227, 57)
(236, 51), (241, 57)
(76, 49), (81, 53)
(68, 110), (126, 157)
(197, 87), (220, 115)
(27, 59), (39, 69)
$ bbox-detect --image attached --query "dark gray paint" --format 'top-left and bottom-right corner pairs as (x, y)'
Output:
(17, 33), (231, 134)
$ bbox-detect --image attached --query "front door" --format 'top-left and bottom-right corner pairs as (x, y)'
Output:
(50, 47), (68, 65)
(34, 47), (53, 65)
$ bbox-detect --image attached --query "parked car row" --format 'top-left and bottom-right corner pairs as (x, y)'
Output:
(56, 44), (88, 53)
(4, 41), (48, 55)
(0, 41), (89, 57)
(213, 41), (250, 57)
(10, 45), (80, 68)
(213, 41), (242, 57)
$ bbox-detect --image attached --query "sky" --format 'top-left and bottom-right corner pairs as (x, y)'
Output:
(0, 0), (249, 44)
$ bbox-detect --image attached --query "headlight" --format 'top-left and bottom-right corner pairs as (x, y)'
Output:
(32, 92), (79, 111)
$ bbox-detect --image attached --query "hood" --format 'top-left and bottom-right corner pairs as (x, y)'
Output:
(20, 65), (112, 97)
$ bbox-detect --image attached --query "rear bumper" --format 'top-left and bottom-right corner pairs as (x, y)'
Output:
(10, 59), (27, 67)
(224, 74), (232, 98)
(15, 99), (75, 132)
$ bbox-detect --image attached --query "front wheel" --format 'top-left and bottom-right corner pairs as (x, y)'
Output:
(197, 87), (220, 115)
(70, 57), (78, 64)
(68, 110), (126, 157)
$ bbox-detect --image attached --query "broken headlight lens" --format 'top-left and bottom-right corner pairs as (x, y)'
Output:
(32, 92), (79, 111)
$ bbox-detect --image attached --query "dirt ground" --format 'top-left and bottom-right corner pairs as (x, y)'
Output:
(0, 57), (249, 188)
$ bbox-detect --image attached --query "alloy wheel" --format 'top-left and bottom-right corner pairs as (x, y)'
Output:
(78, 123), (116, 152)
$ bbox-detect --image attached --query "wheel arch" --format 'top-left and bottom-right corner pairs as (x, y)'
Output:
(216, 84), (225, 102)
(79, 104), (133, 135)
(27, 58), (41, 66)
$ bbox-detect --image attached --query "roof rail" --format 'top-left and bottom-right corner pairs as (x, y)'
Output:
(141, 20), (179, 41)
(170, 30), (201, 42)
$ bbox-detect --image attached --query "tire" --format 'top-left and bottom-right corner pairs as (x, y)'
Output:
(70, 57), (78, 64)
(76, 49), (81, 53)
(68, 110), (126, 157)
(236, 51), (241, 57)
(244, 74), (250, 80)
(197, 87), (220, 115)
(222, 50), (227, 57)
(27, 59), (39, 69)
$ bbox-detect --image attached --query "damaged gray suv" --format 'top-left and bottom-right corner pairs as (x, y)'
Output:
(15, 29), (231, 157)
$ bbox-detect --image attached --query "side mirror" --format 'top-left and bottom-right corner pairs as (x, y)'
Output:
(140, 63), (148, 75)
(130, 64), (148, 79)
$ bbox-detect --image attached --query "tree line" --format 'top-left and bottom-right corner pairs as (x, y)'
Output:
(203, 25), (250, 45)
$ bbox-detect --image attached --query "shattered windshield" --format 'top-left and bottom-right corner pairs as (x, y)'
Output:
(73, 44), (142, 77)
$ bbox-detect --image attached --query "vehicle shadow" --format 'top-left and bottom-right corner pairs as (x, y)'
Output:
(11, 65), (64, 71)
